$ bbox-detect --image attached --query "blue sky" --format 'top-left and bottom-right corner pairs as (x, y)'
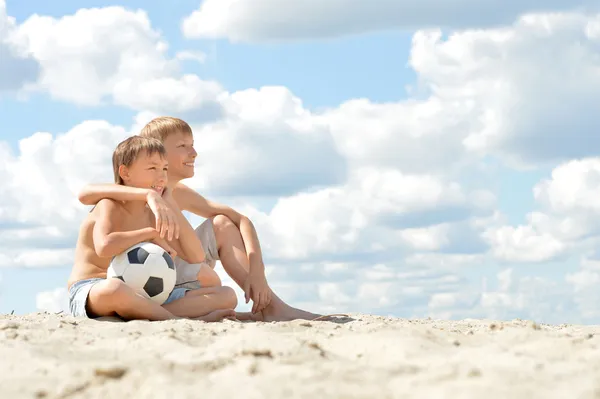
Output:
(2, 0), (598, 323)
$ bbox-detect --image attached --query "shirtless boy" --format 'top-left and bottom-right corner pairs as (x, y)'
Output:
(78, 117), (322, 321)
(68, 136), (236, 321)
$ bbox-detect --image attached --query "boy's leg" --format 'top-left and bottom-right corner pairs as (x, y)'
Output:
(174, 258), (222, 289)
(86, 278), (179, 321)
(172, 218), (221, 290)
(202, 215), (321, 321)
(162, 286), (237, 319)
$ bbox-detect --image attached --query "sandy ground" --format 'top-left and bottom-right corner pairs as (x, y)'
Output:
(1, 313), (600, 399)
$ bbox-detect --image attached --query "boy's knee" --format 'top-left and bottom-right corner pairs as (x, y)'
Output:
(219, 286), (238, 309)
(96, 278), (130, 301)
(197, 264), (222, 287)
(212, 214), (234, 231)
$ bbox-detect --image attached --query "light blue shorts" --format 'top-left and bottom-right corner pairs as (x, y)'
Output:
(67, 278), (198, 319)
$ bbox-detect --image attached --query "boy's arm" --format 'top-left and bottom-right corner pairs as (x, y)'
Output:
(79, 184), (149, 205)
(172, 183), (265, 275)
(93, 199), (158, 258)
(162, 192), (206, 264)
(79, 183), (180, 241)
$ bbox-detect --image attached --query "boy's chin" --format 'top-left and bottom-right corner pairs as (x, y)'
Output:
(175, 170), (195, 180)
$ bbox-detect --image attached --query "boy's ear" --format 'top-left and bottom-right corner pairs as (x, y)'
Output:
(118, 165), (129, 182)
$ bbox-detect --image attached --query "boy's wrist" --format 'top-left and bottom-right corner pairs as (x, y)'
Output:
(143, 188), (156, 202)
(145, 227), (159, 240)
(248, 256), (265, 275)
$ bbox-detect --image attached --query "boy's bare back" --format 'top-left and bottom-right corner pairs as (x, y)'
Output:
(67, 199), (155, 288)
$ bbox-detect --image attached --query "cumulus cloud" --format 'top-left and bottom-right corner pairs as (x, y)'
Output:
(0, 0), (39, 92)
(36, 287), (68, 314)
(231, 167), (495, 262)
(265, 260), (476, 318)
(5, 5), (222, 116)
(0, 120), (130, 267)
(484, 158), (600, 264)
(321, 97), (475, 174)
(188, 86), (347, 197)
(410, 13), (600, 167)
(182, 0), (599, 42)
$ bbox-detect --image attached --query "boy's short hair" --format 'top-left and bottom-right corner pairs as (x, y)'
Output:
(112, 136), (166, 185)
(139, 116), (193, 142)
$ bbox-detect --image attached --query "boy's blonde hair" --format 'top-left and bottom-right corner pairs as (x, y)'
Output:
(112, 136), (167, 185)
(139, 116), (193, 142)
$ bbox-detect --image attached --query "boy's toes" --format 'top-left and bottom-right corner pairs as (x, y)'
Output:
(223, 309), (237, 320)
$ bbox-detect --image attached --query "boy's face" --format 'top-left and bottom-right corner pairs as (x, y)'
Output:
(162, 131), (197, 181)
(119, 151), (168, 195)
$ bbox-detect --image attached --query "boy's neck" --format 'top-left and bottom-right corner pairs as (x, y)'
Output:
(166, 177), (182, 190)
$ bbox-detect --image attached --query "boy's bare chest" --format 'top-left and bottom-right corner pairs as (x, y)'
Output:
(121, 209), (156, 231)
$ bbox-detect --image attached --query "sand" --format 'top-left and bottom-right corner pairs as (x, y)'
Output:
(1, 313), (600, 399)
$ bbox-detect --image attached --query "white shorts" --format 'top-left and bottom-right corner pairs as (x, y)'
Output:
(173, 218), (219, 290)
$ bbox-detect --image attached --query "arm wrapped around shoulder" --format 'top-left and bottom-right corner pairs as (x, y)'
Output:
(92, 199), (157, 258)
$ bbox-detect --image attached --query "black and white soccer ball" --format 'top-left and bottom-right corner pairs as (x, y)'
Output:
(107, 242), (177, 305)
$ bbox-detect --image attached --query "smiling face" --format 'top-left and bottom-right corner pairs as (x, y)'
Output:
(119, 150), (169, 194)
(162, 130), (197, 182)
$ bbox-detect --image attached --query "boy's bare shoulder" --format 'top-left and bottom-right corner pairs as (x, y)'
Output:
(91, 198), (125, 217)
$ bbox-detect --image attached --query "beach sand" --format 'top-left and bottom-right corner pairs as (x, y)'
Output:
(1, 312), (599, 398)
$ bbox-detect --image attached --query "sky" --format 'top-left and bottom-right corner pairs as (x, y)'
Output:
(2, 0), (600, 324)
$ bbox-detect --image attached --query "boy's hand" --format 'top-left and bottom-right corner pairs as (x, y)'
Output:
(146, 190), (180, 241)
(151, 235), (177, 259)
(243, 272), (272, 314)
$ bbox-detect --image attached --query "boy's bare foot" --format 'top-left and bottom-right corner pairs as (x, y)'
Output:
(262, 303), (321, 322)
(236, 301), (321, 322)
(194, 309), (236, 322)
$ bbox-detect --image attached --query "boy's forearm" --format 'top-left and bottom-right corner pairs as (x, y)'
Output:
(79, 184), (149, 206)
(239, 217), (265, 275)
(96, 227), (157, 258)
(167, 201), (206, 263)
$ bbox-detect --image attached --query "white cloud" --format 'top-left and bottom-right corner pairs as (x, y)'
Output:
(0, 0), (38, 92)
(0, 120), (130, 264)
(179, 11), (600, 181)
(484, 158), (600, 263)
(321, 97), (475, 174)
(5, 5), (222, 115)
(36, 287), (68, 314)
(175, 50), (207, 64)
(565, 255), (600, 321)
(5, 121), (128, 227)
(187, 86), (347, 196)
(483, 224), (567, 262)
(182, 0), (599, 42)
(534, 158), (600, 216)
(267, 260), (472, 317)
(235, 167), (494, 261)
(410, 13), (600, 166)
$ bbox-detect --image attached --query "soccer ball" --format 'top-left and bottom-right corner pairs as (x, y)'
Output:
(107, 242), (176, 305)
